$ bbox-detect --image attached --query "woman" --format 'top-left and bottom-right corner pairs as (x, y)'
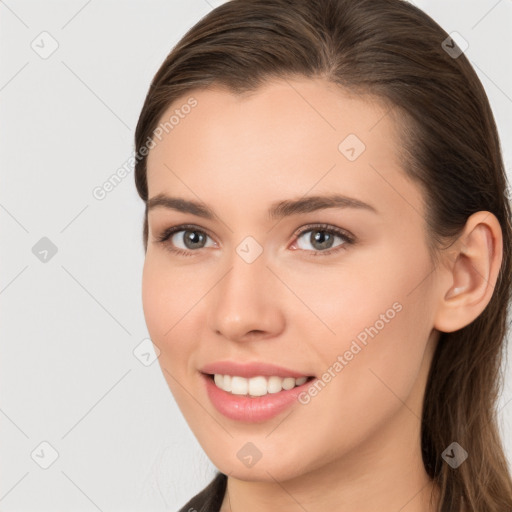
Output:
(134, 0), (512, 510)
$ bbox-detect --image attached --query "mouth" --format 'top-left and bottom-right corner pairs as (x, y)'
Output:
(203, 372), (316, 398)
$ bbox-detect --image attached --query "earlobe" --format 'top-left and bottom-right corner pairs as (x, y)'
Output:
(433, 211), (503, 333)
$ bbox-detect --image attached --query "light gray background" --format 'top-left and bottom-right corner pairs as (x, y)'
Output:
(1, 1), (511, 511)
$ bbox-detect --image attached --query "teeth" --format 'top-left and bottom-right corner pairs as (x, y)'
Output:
(212, 374), (310, 396)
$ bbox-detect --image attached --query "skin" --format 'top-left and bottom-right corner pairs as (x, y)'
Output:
(142, 77), (502, 512)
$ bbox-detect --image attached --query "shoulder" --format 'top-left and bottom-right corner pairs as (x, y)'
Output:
(176, 471), (227, 512)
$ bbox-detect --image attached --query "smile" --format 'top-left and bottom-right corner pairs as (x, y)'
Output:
(211, 373), (313, 397)
(201, 372), (317, 422)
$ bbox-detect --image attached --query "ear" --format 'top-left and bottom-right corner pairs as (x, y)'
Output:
(433, 211), (503, 333)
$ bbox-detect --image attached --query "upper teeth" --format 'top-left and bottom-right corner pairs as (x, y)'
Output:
(213, 374), (309, 396)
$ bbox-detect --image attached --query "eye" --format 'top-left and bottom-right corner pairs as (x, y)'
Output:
(291, 223), (354, 256)
(155, 224), (216, 256)
(154, 222), (355, 257)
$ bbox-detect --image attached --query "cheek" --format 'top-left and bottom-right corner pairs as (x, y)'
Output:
(286, 275), (434, 465)
(292, 244), (427, 353)
(142, 253), (200, 339)
(141, 253), (215, 384)
(141, 256), (167, 339)
(141, 257), (196, 408)
(295, 241), (434, 404)
(141, 256), (192, 373)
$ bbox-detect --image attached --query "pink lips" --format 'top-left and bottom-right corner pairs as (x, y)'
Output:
(199, 360), (316, 422)
(201, 373), (315, 422)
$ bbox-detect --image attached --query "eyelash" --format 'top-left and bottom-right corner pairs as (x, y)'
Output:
(155, 223), (355, 258)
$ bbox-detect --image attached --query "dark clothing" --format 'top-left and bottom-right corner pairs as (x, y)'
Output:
(177, 471), (227, 512)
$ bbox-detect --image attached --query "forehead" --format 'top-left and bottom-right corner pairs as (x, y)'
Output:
(145, 77), (423, 223)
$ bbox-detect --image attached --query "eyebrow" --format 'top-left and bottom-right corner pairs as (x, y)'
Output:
(147, 193), (378, 221)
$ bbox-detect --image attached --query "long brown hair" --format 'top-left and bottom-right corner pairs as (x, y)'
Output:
(134, 0), (512, 510)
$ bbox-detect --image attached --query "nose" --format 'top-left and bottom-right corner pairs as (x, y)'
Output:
(207, 247), (285, 342)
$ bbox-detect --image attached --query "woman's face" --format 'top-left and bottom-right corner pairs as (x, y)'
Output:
(142, 77), (441, 482)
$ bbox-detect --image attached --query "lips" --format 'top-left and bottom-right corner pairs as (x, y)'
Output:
(201, 372), (317, 422)
(199, 360), (314, 379)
